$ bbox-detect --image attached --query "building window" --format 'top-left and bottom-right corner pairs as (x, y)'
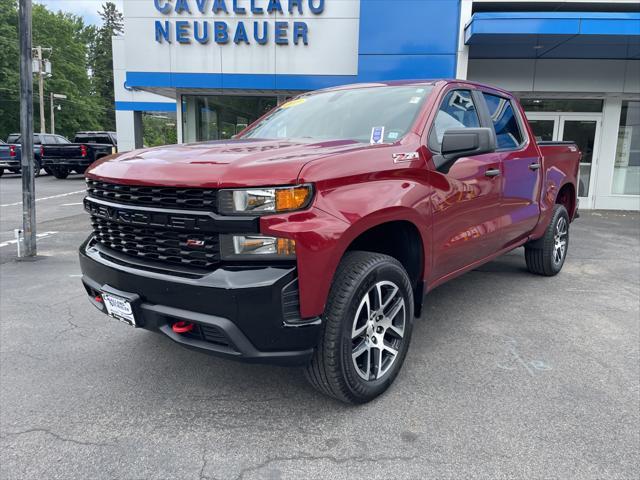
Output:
(520, 99), (603, 113)
(142, 112), (177, 147)
(181, 95), (277, 143)
(612, 101), (640, 196)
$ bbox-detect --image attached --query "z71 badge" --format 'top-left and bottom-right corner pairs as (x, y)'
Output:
(392, 152), (419, 163)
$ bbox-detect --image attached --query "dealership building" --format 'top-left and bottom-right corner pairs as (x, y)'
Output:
(113, 0), (640, 210)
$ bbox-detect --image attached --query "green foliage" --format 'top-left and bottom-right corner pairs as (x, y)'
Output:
(143, 113), (178, 148)
(0, 0), (20, 140)
(89, 2), (123, 132)
(0, 1), (123, 141)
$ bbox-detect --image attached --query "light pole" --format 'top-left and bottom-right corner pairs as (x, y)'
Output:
(19, 0), (36, 257)
(50, 93), (66, 134)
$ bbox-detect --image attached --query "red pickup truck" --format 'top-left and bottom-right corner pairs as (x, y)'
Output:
(79, 80), (579, 403)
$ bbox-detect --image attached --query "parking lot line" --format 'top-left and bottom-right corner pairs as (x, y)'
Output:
(0, 231), (58, 248)
(0, 190), (85, 208)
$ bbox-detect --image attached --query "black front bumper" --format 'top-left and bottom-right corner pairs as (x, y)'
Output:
(79, 237), (321, 366)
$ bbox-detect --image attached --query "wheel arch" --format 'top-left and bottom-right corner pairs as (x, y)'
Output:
(556, 182), (577, 220)
(339, 216), (427, 317)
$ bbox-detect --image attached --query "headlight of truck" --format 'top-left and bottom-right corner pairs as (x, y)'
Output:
(220, 235), (296, 260)
(218, 185), (313, 215)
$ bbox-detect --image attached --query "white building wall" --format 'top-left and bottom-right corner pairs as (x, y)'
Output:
(121, 0), (360, 77)
(112, 36), (175, 152)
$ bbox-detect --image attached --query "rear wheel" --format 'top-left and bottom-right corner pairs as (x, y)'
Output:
(305, 251), (414, 404)
(525, 204), (569, 276)
(51, 166), (70, 179)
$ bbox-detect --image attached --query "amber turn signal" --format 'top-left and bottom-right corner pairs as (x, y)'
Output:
(275, 186), (312, 212)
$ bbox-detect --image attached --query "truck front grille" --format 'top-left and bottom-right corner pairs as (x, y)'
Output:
(91, 215), (220, 269)
(86, 179), (218, 211)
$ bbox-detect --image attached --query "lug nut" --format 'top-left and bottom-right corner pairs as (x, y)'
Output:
(371, 337), (377, 344)
(376, 326), (383, 334)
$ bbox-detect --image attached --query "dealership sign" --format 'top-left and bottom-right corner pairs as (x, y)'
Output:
(153, 0), (325, 45)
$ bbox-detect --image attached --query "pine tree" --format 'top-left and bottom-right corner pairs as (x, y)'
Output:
(89, 2), (123, 132)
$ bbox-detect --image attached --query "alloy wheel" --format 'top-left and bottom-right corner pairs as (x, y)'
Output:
(351, 280), (406, 381)
(553, 216), (568, 265)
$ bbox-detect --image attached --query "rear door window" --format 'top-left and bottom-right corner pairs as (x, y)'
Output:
(432, 90), (480, 146)
(482, 93), (525, 150)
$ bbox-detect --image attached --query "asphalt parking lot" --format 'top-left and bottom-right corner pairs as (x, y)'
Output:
(0, 173), (638, 479)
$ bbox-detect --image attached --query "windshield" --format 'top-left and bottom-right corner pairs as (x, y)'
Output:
(242, 85), (433, 144)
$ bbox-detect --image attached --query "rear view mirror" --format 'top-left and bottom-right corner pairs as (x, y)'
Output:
(434, 128), (496, 172)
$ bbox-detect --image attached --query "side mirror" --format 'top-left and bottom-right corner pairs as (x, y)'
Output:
(434, 128), (496, 172)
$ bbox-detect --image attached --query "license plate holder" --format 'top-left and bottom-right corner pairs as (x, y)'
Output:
(102, 291), (137, 327)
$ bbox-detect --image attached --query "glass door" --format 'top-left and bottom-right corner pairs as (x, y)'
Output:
(527, 113), (559, 142)
(525, 112), (601, 207)
(559, 116), (601, 205)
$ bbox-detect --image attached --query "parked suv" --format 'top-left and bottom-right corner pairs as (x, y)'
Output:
(79, 81), (580, 403)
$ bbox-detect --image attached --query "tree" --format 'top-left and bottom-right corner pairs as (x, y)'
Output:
(0, 1), (102, 140)
(89, 2), (123, 132)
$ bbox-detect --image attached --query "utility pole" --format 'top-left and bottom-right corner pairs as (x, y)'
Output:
(35, 45), (45, 133)
(19, 0), (37, 257)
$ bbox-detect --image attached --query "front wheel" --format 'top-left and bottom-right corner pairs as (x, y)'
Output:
(305, 251), (414, 404)
(525, 204), (570, 276)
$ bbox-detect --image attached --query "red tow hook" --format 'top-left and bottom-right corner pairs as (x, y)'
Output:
(94, 294), (103, 303)
(172, 321), (194, 334)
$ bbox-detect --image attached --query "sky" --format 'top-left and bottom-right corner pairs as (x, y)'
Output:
(37, 0), (123, 26)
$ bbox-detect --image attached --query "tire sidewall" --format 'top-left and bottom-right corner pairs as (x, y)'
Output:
(338, 261), (414, 401)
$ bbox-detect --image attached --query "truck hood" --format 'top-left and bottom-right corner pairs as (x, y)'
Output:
(86, 138), (365, 187)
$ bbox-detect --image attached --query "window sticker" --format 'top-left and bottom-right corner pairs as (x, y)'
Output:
(280, 98), (306, 109)
(409, 97), (421, 104)
(370, 126), (385, 144)
(388, 131), (399, 140)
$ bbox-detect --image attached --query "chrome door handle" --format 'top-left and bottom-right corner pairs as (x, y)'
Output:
(485, 168), (501, 177)
(529, 163), (541, 171)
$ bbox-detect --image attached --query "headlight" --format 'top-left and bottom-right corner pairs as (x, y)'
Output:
(220, 235), (296, 260)
(218, 185), (313, 215)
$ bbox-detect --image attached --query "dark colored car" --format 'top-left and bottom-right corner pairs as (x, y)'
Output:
(41, 131), (117, 179)
(0, 133), (70, 176)
(79, 81), (580, 403)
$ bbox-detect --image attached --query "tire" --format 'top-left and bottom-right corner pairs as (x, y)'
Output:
(304, 251), (414, 404)
(51, 166), (70, 179)
(525, 205), (570, 276)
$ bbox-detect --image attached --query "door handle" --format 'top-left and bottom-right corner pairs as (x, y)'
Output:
(485, 168), (501, 177)
(529, 163), (541, 171)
